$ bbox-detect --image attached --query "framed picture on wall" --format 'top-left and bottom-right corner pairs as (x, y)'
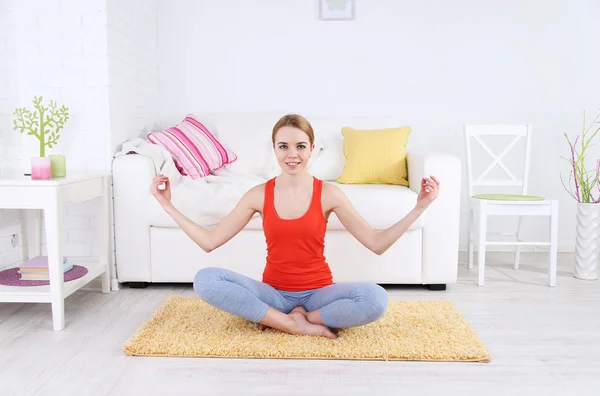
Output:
(319, 0), (355, 21)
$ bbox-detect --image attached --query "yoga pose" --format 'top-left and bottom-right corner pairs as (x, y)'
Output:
(151, 114), (440, 339)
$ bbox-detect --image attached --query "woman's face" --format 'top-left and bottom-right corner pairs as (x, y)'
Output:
(273, 126), (314, 174)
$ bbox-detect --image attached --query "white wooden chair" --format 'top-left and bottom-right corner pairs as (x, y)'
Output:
(464, 124), (559, 287)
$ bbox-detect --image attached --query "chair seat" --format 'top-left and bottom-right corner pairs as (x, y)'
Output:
(470, 196), (554, 215)
(472, 193), (545, 201)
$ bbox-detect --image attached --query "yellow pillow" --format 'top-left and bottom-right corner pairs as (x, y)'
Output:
(337, 126), (411, 186)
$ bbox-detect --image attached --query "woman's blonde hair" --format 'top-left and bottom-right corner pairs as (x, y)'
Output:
(272, 114), (315, 146)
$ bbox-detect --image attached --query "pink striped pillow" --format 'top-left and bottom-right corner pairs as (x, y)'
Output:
(147, 114), (237, 179)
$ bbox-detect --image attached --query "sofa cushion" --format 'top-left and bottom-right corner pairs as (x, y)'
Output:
(337, 126), (411, 186)
(147, 114), (237, 180)
(305, 115), (408, 181)
(148, 181), (423, 231)
(321, 182), (422, 230)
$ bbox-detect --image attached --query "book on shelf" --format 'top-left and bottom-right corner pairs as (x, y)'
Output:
(18, 256), (73, 280)
(19, 266), (73, 280)
(19, 255), (67, 269)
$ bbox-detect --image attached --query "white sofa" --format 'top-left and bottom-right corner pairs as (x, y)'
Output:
(112, 113), (462, 290)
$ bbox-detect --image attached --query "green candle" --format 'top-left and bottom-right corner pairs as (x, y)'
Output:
(50, 154), (66, 178)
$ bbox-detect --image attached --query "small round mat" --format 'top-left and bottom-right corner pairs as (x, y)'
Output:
(0, 265), (88, 287)
(472, 193), (545, 201)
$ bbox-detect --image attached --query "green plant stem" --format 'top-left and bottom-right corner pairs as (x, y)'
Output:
(562, 110), (600, 203)
(37, 103), (46, 157)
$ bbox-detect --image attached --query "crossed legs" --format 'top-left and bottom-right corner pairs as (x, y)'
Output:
(193, 267), (388, 339)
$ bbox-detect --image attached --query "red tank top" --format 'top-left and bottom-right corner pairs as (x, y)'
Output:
(261, 176), (334, 291)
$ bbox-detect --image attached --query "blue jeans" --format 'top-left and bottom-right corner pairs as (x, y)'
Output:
(193, 267), (389, 329)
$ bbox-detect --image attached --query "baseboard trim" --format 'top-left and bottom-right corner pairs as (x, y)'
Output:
(458, 245), (575, 253)
(81, 278), (120, 292)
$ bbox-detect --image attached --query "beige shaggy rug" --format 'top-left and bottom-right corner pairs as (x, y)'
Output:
(123, 296), (490, 362)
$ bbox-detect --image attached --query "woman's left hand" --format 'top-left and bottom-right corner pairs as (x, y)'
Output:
(416, 176), (440, 209)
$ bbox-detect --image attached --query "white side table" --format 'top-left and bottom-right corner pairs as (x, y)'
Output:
(0, 172), (112, 330)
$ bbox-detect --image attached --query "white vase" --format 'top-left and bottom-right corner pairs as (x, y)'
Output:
(574, 203), (600, 280)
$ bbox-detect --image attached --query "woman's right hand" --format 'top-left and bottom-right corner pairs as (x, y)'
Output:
(151, 174), (172, 208)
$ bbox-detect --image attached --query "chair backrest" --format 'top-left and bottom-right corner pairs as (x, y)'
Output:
(464, 124), (533, 197)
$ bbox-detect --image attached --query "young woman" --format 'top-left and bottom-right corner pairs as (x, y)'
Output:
(151, 114), (440, 339)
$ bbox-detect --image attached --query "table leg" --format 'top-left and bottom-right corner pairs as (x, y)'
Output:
(25, 209), (42, 259)
(45, 195), (65, 331)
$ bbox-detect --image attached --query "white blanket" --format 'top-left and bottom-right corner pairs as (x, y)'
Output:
(114, 138), (268, 225)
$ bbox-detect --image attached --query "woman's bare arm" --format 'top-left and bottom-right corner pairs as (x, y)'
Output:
(152, 175), (263, 252)
(326, 176), (440, 255)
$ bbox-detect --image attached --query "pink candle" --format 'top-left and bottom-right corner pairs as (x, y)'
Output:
(31, 157), (52, 180)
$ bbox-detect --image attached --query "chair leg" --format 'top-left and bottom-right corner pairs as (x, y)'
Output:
(468, 208), (474, 269)
(477, 207), (487, 286)
(514, 216), (522, 270)
(549, 201), (559, 287)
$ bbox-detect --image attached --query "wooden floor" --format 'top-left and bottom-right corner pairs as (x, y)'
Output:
(1, 252), (599, 396)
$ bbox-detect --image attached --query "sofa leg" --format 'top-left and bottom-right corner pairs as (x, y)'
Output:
(427, 284), (446, 291)
(128, 282), (149, 289)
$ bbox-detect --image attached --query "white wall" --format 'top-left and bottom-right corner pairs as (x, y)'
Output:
(107, 0), (160, 152)
(158, 0), (600, 251)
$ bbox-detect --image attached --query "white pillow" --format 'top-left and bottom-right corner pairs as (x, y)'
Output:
(306, 135), (346, 181)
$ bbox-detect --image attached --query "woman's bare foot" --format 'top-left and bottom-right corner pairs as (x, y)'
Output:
(290, 306), (308, 316)
(289, 311), (337, 339)
(290, 306), (339, 335)
(258, 307), (307, 331)
(254, 306), (337, 338)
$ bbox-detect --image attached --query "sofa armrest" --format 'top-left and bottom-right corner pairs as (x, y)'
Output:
(112, 153), (156, 283)
(406, 150), (462, 284)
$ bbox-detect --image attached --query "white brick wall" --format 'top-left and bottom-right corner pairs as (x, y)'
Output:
(10, 0), (111, 173)
(0, 0), (19, 170)
(0, 0), (110, 270)
(0, 0), (159, 272)
(0, 211), (25, 269)
(0, 0), (24, 270)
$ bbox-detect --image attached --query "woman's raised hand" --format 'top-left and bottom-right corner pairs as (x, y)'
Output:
(151, 174), (172, 208)
(416, 175), (440, 209)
